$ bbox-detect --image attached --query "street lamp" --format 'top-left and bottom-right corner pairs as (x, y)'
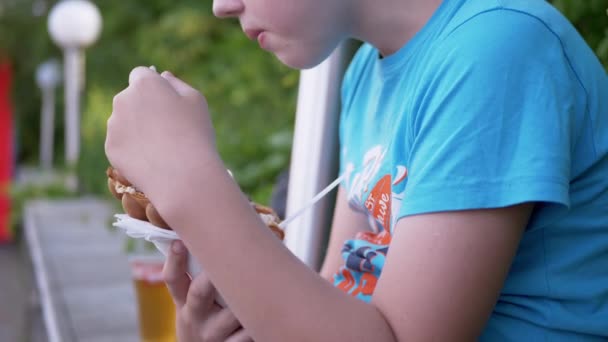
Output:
(47, 0), (101, 169)
(35, 59), (61, 169)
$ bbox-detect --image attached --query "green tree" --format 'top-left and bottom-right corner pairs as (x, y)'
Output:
(2, 0), (299, 203)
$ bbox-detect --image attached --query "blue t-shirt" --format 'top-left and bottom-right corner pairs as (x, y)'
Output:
(333, 0), (608, 340)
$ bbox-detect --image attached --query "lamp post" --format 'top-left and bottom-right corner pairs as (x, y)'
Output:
(35, 59), (61, 170)
(47, 0), (101, 169)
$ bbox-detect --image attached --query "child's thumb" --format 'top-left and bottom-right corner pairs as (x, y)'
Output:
(160, 71), (198, 98)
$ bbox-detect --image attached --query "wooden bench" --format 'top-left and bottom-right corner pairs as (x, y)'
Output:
(23, 198), (139, 342)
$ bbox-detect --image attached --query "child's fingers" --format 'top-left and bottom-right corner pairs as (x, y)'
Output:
(128, 66), (156, 86)
(185, 272), (217, 315)
(163, 240), (191, 307)
(160, 71), (201, 98)
(196, 307), (242, 341)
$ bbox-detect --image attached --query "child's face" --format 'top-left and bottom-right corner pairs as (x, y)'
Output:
(212, 0), (346, 69)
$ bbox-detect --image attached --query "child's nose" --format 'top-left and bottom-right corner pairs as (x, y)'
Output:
(212, 0), (244, 18)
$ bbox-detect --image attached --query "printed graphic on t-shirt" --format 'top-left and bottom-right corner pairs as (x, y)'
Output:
(334, 145), (408, 302)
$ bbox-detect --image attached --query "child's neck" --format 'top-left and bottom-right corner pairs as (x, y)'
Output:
(350, 0), (443, 57)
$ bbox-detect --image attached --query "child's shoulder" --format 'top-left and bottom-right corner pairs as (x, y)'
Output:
(444, 0), (581, 53)
(448, 0), (571, 30)
(438, 0), (602, 86)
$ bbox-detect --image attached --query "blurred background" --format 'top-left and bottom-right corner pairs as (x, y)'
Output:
(0, 0), (606, 341)
(4, 0), (299, 210)
(2, 0), (607, 239)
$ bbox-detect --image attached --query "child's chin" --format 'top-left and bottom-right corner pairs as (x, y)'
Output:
(275, 50), (328, 70)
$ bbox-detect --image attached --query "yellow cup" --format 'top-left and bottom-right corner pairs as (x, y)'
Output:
(130, 256), (176, 342)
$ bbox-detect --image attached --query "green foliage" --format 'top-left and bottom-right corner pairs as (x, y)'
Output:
(2, 0), (298, 204)
(76, 0), (298, 202)
(0, 0), (64, 164)
(7, 175), (77, 239)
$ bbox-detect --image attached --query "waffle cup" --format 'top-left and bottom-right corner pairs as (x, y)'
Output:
(252, 203), (285, 241)
(106, 167), (284, 240)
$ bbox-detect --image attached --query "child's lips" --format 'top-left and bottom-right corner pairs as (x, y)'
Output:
(244, 29), (263, 41)
(245, 29), (267, 49)
(257, 32), (267, 49)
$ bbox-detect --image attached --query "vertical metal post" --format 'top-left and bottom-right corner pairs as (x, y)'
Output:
(40, 86), (55, 169)
(284, 43), (350, 270)
(63, 47), (83, 168)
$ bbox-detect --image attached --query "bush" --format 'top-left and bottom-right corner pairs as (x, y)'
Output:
(2, 0), (298, 204)
(77, 1), (299, 203)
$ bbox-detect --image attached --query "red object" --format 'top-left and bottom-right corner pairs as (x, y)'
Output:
(0, 61), (13, 243)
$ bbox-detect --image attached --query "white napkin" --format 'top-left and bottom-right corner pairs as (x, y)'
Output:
(112, 214), (227, 305)
(113, 214), (180, 255)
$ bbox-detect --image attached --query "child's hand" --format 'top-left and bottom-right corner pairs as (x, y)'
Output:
(105, 67), (219, 200)
(164, 241), (253, 342)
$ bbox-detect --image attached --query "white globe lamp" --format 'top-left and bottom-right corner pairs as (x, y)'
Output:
(35, 59), (61, 90)
(47, 0), (102, 168)
(48, 0), (102, 49)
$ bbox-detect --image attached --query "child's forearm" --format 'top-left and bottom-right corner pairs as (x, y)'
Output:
(155, 156), (397, 342)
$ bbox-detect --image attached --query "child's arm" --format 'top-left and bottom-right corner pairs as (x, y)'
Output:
(319, 187), (372, 280)
(157, 160), (396, 341)
(162, 157), (531, 342)
(375, 204), (532, 340)
(163, 185), (372, 341)
(106, 68), (531, 341)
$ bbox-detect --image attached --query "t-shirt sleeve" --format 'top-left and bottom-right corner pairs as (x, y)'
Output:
(398, 10), (578, 218)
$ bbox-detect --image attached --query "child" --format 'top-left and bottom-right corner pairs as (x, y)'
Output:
(105, 0), (608, 340)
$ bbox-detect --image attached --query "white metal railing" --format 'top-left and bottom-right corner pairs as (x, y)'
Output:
(284, 43), (351, 269)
